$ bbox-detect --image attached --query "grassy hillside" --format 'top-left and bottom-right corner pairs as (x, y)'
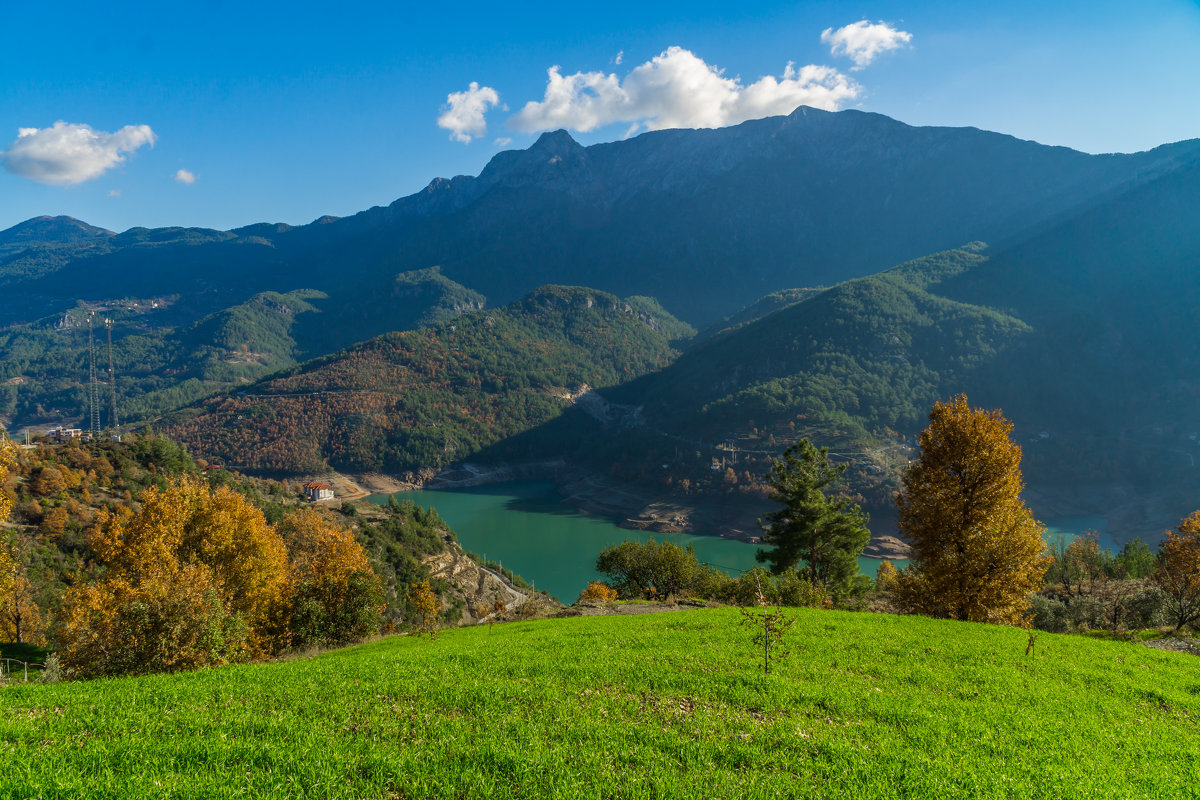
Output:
(2, 608), (1196, 798)
(165, 286), (689, 474)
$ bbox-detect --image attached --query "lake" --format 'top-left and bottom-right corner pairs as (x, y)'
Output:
(368, 480), (898, 602)
(368, 480), (1110, 602)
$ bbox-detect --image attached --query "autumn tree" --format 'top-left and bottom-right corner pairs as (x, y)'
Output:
(893, 395), (1049, 625)
(61, 475), (289, 674)
(1, 575), (48, 646)
(0, 439), (34, 645)
(756, 439), (870, 597)
(1154, 512), (1200, 630)
(33, 465), (65, 497)
(278, 508), (383, 649)
(408, 579), (441, 638)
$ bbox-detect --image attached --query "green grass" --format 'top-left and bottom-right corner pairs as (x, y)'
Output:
(2, 608), (1198, 799)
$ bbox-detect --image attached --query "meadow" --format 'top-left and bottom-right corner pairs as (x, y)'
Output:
(2, 608), (1197, 799)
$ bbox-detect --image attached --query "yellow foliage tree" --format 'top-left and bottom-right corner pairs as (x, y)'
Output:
(408, 579), (441, 638)
(874, 560), (898, 592)
(62, 475), (289, 673)
(1154, 512), (1200, 630)
(0, 575), (47, 646)
(58, 563), (245, 679)
(894, 395), (1049, 625)
(0, 439), (24, 644)
(277, 508), (382, 649)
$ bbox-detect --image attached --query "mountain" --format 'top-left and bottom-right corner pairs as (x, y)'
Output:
(0, 215), (112, 253)
(540, 155), (1200, 537)
(6, 108), (1199, 331)
(163, 286), (690, 474)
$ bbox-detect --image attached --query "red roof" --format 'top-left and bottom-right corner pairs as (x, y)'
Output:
(304, 482), (334, 490)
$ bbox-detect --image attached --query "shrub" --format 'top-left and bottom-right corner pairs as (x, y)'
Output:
(596, 539), (702, 599)
(1125, 586), (1169, 628)
(1031, 595), (1070, 633)
(1068, 596), (1108, 631)
(577, 581), (619, 603)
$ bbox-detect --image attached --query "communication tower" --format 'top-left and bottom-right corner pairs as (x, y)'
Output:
(105, 318), (119, 430)
(86, 312), (101, 433)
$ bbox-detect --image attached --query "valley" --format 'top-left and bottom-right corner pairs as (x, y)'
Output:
(3, 109), (1200, 551)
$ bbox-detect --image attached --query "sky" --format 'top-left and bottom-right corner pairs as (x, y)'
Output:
(2, 0), (1199, 233)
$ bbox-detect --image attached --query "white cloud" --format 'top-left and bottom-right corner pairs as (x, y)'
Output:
(437, 81), (501, 143)
(614, 50), (624, 65)
(174, 168), (196, 184)
(509, 47), (860, 135)
(108, 189), (121, 197)
(821, 21), (912, 69)
(0, 121), (156, 185)
(494, 137), (513, 147)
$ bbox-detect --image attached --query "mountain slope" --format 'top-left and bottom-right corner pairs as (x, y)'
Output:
(164, 286), (688, 474)
(7, 108), (1199, 330)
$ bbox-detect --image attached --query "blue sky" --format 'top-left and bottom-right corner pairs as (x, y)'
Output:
(2, 0), (1198, 233)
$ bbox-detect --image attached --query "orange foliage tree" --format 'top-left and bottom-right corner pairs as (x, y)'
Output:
(0, 575), (46, 646)
(0, 439), (40, 646)
(278, 508), (383, 649)
(894, 395), (1049, 625)
(1154, 512), (1200, 630)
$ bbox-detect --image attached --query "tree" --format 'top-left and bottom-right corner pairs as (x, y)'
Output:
(0, 575), (46, 645)
(756, 439), (870, 597)
(33, 465), (65, 497)
(0, 439), (22, 642)
(407, 580), (441, 638)
(893, 395), (1049, 625)
(596, 539), (703, 599)
(278, 508), (383, 649)
(1154, 512), (1200, 630)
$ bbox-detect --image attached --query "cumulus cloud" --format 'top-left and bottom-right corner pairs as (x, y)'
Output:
(509, 47), (860, 135)
(821, 21), (912, 69)
(437, 82), (501, 143)
(614, 50), (624, 65)
(1, 121), (156, 185)
(174, 168), (196, 184)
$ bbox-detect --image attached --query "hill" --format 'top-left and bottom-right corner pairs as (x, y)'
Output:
(163, 286), (691, 474)
(2, 608), (1195, 798)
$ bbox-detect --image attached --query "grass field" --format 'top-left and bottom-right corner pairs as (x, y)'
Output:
(2, 608), (1198, 799)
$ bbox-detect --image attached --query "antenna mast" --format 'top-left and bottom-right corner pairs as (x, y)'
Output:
(105, 318), (119, 430)
(86, 312), (101, 433)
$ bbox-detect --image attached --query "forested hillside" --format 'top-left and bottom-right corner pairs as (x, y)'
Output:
(0, 268), (486, 431)
(164, 286), (691, 474)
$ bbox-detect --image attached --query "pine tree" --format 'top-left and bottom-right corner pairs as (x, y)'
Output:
(756, 439), (870, 597)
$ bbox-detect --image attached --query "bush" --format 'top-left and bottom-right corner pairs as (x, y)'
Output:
(775, 569), (829, 608)
(39, 653), (63, 684)
(596, 540), (702, 599)
(1125, 587), (1169, 628)
(577, 581), (619, 603)
(1031, 595), (1070, 633)
(1068, 596), (1108, 631)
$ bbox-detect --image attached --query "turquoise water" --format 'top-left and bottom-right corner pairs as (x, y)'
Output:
(368, 480), (894, 602)
(368, 480), (1112, 602)
(1041, 514), (1113, 552)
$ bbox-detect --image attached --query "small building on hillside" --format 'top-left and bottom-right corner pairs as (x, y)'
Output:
(303, 481), (335, 502)
(50, 426), (83, 443)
